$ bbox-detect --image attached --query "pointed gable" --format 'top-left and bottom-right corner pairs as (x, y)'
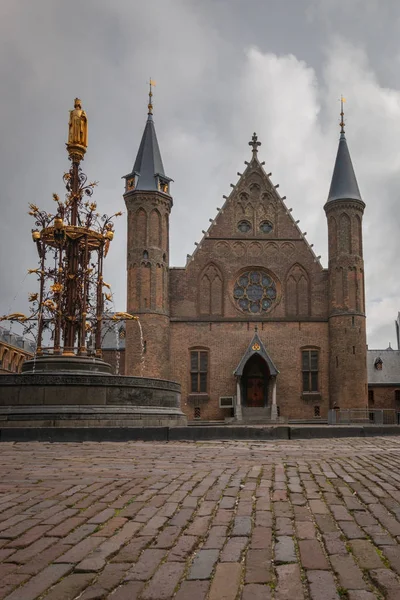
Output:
(171, 131), (328, 321)
(188, 132), (320, 266)
(234, 331), (279, 376)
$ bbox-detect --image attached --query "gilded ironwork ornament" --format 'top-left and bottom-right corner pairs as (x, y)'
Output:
(0, 99), (131, 358)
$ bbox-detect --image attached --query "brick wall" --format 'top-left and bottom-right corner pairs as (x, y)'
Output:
(170, 320), (329, 421)
(368, 386), (400, 410)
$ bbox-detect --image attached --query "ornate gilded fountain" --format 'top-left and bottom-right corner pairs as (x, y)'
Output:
(0, 99), (186, 431)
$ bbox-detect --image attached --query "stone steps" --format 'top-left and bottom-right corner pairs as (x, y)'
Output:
(242, 407), (272, 420)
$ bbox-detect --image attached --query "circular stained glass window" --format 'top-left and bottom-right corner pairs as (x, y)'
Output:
(260, 220), (273, 234)
(233, 270), (277, 314)
(238, 220), (251, 233)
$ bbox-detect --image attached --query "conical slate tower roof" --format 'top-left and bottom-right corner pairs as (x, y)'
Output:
(132, 113), (165, 191)
(127, 83), (170, 192)
(327, 104), (362, 203)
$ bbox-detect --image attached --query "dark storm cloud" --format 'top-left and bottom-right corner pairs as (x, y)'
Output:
(0, 0), (399, 348)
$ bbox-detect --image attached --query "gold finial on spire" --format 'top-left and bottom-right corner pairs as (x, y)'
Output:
(148, 78), (156, 115)
(340, 95), (346, 135)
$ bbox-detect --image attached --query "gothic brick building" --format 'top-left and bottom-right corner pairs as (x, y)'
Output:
(122, 93), (368, 422)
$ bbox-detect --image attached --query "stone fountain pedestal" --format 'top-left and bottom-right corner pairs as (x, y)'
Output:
(0, 355), (186, 428)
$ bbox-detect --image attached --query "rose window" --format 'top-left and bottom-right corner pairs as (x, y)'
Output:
(233, 270), (277, 314)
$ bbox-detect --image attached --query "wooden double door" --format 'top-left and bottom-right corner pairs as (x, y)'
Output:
(242, 354), (269, 408)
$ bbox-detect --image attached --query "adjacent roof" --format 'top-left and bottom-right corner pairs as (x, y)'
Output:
(367, 349), (400, 385)
(327, 132), (362, 203)
(0, 326), (35, 353)
(127, 113), (168, 191)
(234, 331), (279, 377)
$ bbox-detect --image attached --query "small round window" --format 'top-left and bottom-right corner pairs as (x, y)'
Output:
(238, 220), (251, 233)
(260, 220), (273, 234)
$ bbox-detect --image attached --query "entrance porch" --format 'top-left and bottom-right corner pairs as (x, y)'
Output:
(234, 330), (279, 423)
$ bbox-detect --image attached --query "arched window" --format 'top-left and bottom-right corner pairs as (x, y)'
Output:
(190, 348), (209, 393)
(301, 348), (320, 392)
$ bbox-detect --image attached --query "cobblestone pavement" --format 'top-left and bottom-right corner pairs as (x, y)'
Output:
(1, 439), (400, 599)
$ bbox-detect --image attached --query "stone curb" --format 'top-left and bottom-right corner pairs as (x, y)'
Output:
(1, 424), (400, 442)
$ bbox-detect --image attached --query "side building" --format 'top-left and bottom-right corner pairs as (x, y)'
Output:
(367, 314), (400, 413)
(0, 326), (35, 374)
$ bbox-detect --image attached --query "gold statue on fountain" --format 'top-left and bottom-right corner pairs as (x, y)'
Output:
(67, 98), (88, 159)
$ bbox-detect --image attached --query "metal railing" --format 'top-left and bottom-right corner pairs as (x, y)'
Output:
(328, 409), (400, 425)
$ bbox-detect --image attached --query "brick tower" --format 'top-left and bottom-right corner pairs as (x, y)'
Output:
(325, 100), (367, 409)
(123, 83), (172, 379)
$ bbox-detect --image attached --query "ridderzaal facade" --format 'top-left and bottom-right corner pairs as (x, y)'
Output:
(122, 92), (368, 422)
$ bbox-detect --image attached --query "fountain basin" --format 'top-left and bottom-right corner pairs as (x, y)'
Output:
(21, 355), (113, 375)
(0, 372), (186, 427)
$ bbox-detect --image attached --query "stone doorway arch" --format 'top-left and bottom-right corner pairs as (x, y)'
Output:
(242, 353), (269, 408)
(234, 330), (279, 421)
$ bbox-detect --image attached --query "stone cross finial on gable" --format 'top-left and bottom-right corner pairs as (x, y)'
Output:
(249, 132), (261, 155)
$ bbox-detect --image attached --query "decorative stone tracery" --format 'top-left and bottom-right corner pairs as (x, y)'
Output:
(285, 264), (310, 316)
(199, 264), (223, 316)
(233, 270), (277, 314)
(214, 240), (292, 259)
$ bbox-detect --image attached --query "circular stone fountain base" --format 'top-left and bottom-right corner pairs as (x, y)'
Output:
(21, 354), (113, 375)
(0, 367), (186, 428)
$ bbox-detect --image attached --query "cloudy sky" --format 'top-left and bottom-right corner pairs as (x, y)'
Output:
(1, 0), (400, 349)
